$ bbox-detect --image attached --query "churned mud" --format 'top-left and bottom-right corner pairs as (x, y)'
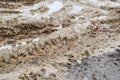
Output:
(0, 0), (120, 80)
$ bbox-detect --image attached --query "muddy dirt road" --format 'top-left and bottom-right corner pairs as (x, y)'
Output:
(0, 0), (120, 80)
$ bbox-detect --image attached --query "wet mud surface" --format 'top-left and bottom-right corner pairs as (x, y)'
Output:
(0, 0), (120, 80)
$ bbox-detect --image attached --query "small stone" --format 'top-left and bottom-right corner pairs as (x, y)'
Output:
(18, 73), (25, 80)
(84, 50), (90, 56)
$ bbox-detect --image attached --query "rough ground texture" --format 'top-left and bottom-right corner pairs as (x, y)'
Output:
(0, 0), (120, 80)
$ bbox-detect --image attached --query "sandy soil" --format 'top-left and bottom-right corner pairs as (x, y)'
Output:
(0, 0), (120, 80)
